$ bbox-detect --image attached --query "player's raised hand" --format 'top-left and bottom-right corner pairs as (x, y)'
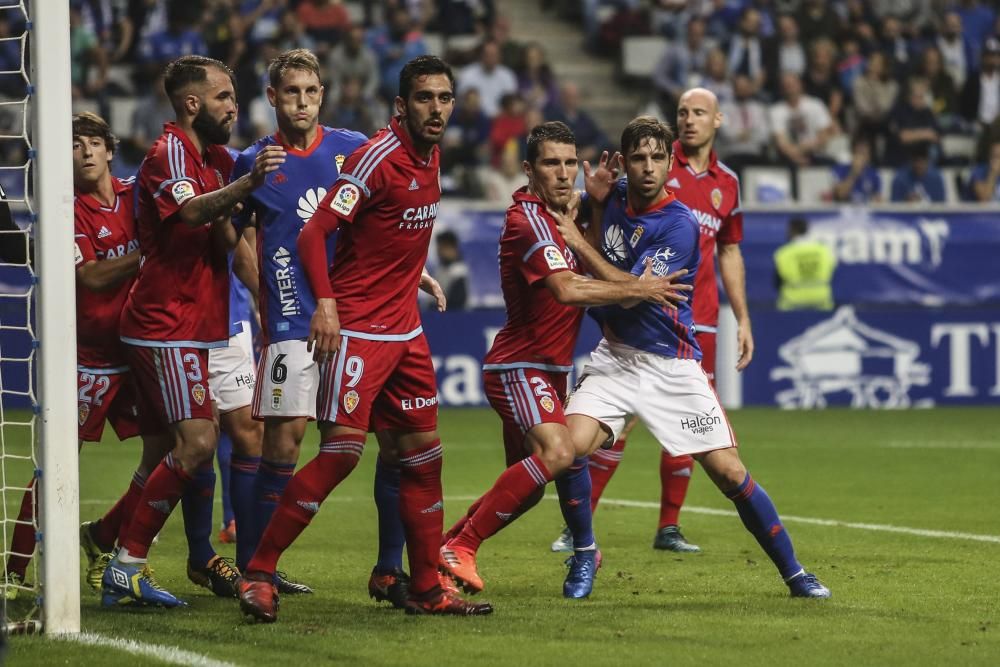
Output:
(583, 150), (621, 203)
(249, 145), (286, 187)
(548, 198), (586, 250)
(419, 267), (447, 312)
(638, 259), (691, 308)
(307, 298), (341, 362)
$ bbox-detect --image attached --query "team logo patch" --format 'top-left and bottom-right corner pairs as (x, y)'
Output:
(74, 242), (83, 265)
(344, 389), (360, 414)
(271, 388), (282, 410)
(630, 225), (645, 248)
(335, 154), (346, 171)
(710, 187), (723, 210)
(78, 402), (90, 426)
(192, 383), (206, 406)
(651, 246), (677, 276)
(539, 396), (555, 413)
(170, 180), (196, 205)
(330, 183), (360, 216)
(543, 245), (569, 270)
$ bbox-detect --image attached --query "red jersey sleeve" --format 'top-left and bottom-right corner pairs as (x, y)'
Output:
(506, 206), (570, 286)
(318, 149), (385, 225)
(74, 205), (96, 268)
(717, 176), (744, 245)
(144, 139), (204, 223)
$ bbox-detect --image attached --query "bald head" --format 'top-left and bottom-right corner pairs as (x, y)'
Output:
(676, 87), (722, 153)
(679, 87), (719, 114)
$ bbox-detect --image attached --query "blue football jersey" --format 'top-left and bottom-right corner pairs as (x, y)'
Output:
(588, 179), (702, 360)
(233, 126), (367, 343)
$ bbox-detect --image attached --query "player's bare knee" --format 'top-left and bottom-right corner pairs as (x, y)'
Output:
(539, 437), (575, 475)
(697, 448), (747, 494)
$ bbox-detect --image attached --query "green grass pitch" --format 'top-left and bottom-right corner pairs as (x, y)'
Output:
(6, 407), (1000, 666)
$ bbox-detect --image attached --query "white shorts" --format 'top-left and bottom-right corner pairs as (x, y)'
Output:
(565, 339), (736, 457)
(208, 325), (256, 413)
(252, 339), (318, 420)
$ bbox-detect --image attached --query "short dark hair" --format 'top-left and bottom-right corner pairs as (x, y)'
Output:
(72, 111), (116, 153)
(620, 115), (674, 157)
(268, 48), (321, 88)
(526, 121), (576, 164)
(163, 55), (236, 112)
(437, 230), (459, 247)
(789, 216), (809, 237)
(398, 55), (454, 101)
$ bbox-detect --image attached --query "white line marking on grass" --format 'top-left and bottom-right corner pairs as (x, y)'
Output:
(882, 440), (1000, 450)
(55, 632), (239, 667)
(595, 498), (1000, 544)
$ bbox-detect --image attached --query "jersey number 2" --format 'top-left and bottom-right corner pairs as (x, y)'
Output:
(79, 373), (111, 406)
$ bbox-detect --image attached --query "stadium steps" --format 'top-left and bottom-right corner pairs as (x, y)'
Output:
(503, 0), (638, 140)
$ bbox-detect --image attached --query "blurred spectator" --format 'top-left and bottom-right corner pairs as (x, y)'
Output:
(832, 136), (882, 203)
(487, 16), (524, 72)
(127, 72), (175, 163)
(870, 0), (933, 36)
(480, 130), (528, 202)
(323, 75), (379, 137)
(544, 82), (610, 163)
(241, 0), (285, 46)
(763, 14), (806, 99)
(273, 10), (317, 55)
(717, 74), (771, 173)
(77, 0), (134, 64)
(296, 0), (352, 46)
(368, 5), (428, 102)
(890, 142), (946, 202)
(203, 0), (246, 67)
(968, 140), (1000, 201)
(803, 38), (843, 128)
(0, 15), (25, 99)
(773, 217), (836, 311)
(247, 41), (282, 139)
(433, 231), (469, 310)
(457, 40), (518, 118)
(138, 0), (207, 81)
(836, 38), (865, 100)
(920, 46), (962, 130)
(652, 17), (714, 116)
(517, 43), (558, 112)
(879, 16), (913, 78)
(489, 93), (528, 166)
(70, 4), (108, 103)
(961, 37), (1000, 126)
(937, 11), (972, 89)
(726, 7), (765, 94)
(436, 0), (495, 38)
(954, 0), (996, 52)
(691, 47), (734, 105)
(852, 51), (898, 156)
(769, 72), (836, 167)
(796, 0), (840, 44)
(443, 89), (491, 168)
(888, 76), (940, 164)
(326, 25), (380, 104)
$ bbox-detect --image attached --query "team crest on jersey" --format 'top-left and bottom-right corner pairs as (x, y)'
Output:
(539, 396), (555, 414)
(271, 388), (282, 410)
(335, 154), (346, 171)
(192, 383), (206, 406)
(344, 390), (360, 414)
(630, 225), (645, 247)
(78, 402), (90, 426)
(331, 183), (360, 216)
(543, 245), (569, 270)
(710, 188), (723, 210)
(171, 180), (195, 205)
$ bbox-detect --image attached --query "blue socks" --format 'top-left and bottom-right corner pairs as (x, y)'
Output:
(181, 460), (217, 568)
(216, 432), (235, 526)
(243, 459), (295, 571)
(726, 473), (802, 581)
(231, 453), (261, 570)
(555, 457), (596, 550)
(373, 456), (405, 572)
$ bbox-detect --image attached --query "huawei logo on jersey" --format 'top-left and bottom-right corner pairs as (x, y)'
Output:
(603, 224), (629, 263)
(297, 187), (328, 222)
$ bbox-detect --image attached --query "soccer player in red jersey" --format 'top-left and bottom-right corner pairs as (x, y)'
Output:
(100, 56), (285, 608)
(3, 113), (173, 598)
(237, 55), (491, 620)
(555, 87), (755, 554)
(437, 122), (689, 600)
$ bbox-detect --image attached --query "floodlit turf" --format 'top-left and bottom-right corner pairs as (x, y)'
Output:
(6, 407), (1000, 666)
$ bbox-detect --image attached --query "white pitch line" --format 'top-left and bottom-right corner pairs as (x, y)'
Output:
(55, 632), (239, 667)
(595, 498), (1000, 544)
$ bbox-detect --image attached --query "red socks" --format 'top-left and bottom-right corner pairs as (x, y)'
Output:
(450, 454), (553, 554)
(658, 452), (694, 528)
(121, 455), (191, 559)
(398, 440), (446, 594)
(247, 436), (364, 575)
(5, 477), (36, 577)
(91, 471), (147, 549)
(588, 439), (626, 512)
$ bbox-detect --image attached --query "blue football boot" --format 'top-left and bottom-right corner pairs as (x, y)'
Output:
(786, 571), (831, 599)
(563, 549), (601, 599)
(101, 557), (186, 608)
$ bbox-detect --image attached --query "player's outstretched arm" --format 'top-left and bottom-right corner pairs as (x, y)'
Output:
(76, 252), (141, 292)
(718, 241), (754, 370)
(177, 145), (285, 228)
(550, 205), (635, 284)
(544, 261), (689, 309)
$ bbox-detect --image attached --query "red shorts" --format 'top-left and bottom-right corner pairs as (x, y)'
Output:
(77, 369), (140, 442)
(696, 331), (716, 386)
(317, 333), (438, 433)
(125, 345), (214, 432)
(483, 368), (568, 466)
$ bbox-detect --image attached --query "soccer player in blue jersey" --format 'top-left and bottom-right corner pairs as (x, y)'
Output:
(556, 116), (831, 598)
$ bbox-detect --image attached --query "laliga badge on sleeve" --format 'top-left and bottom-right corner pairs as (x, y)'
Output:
(544, 245), (569, 270)
(330, 183), (360, 216)
(171, 180), (196, 205)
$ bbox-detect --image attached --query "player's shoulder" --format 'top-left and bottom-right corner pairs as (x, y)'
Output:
(714, 158), (741, 188)
(320, 125), (369, 151)
(237, 134), (275, 166)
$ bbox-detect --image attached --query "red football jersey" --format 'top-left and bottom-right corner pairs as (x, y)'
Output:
(307, 117), (440, 339)
(119, 123), (233, 347)
(483, 188), (584, 371)
(74, 177), (138, 369)
(668, 140), (743, 328)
